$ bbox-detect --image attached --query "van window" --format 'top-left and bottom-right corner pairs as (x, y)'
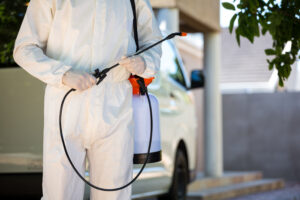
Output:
(160, 41), (186, 87)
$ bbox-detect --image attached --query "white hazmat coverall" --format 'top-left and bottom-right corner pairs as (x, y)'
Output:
(13, 0), (162, 199)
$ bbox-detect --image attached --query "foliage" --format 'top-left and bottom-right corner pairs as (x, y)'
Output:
(0, 0), (29, 67)
(222, 0), (300, 86)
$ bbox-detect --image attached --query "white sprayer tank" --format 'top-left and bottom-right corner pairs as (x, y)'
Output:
(132, 93), (162, 164)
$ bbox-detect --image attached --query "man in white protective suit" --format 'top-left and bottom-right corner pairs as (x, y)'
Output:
(13, 0), (162, 199)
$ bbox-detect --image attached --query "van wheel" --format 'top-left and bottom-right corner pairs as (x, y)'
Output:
(158, 149), (188, 200)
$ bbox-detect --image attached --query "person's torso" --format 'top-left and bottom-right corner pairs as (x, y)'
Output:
(46, 0), (136, 75)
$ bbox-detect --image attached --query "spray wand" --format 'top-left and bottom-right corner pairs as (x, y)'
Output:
(93, 32), (187, 85)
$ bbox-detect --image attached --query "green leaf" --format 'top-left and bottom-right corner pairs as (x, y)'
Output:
(265, 49), (276, 55)
(229, 14), (237, 33)
(262, 27), (268, 35)
(253, 20), (260, 37)
(269, 63), (274, 70)
(249, 35), (254, 43)
(237, 3), (243, 9)
(249, 0), (257, 13)
(235, 29), (241, 46)
(279, 77), (284, 87)
(222, 2), (236, 11)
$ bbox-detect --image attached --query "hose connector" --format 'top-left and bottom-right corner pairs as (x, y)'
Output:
(137, 77), (147, 95)
(93, 69), (108, 85)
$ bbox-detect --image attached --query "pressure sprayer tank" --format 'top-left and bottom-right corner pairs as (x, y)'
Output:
(132, 94), (162, 164)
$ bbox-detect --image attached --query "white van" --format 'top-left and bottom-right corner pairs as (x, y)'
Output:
(0, 39), (204, 200)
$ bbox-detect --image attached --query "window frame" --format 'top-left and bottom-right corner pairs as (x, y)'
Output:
(161, 40), (190, 90)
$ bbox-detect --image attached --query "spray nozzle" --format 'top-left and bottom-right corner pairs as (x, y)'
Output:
(166, 32), (188, 39)
(181, 32), (188, 36)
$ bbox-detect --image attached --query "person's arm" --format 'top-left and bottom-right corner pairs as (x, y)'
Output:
(135, 0), (163, 78)
(13, 0), (72, 88)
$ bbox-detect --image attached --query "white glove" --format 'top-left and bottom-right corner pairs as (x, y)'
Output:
(62, 69), (96, 91)
(119, 55), (146, 75)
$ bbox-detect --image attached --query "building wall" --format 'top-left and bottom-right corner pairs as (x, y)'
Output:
(223, 92), (300, 181)
(150, 0), (220, 32)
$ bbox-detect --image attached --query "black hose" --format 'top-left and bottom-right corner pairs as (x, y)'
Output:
(59, 88), (153, 191)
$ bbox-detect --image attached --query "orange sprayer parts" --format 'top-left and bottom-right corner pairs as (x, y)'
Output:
(129, 75), (154, 95)
(181, 32), (187, 37)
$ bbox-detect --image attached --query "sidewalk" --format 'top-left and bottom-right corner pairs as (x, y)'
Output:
(231, 182), (300, 200)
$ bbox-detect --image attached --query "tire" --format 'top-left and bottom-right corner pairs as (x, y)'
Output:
(158, 149), (189, 200)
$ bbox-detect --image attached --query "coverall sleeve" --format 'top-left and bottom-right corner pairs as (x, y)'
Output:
(13, 0), (72, 88)
(135, 0), (163, 78)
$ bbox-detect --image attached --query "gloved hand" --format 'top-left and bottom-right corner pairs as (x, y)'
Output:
(119, 55), (146, 75)
(62, 69), (96, 91)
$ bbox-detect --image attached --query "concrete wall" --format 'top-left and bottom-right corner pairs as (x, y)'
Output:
(150, 0), (220, 32)
(223, 92), (300, 181)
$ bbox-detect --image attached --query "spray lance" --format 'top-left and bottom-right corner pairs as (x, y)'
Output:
(59, 32), (187, 191)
